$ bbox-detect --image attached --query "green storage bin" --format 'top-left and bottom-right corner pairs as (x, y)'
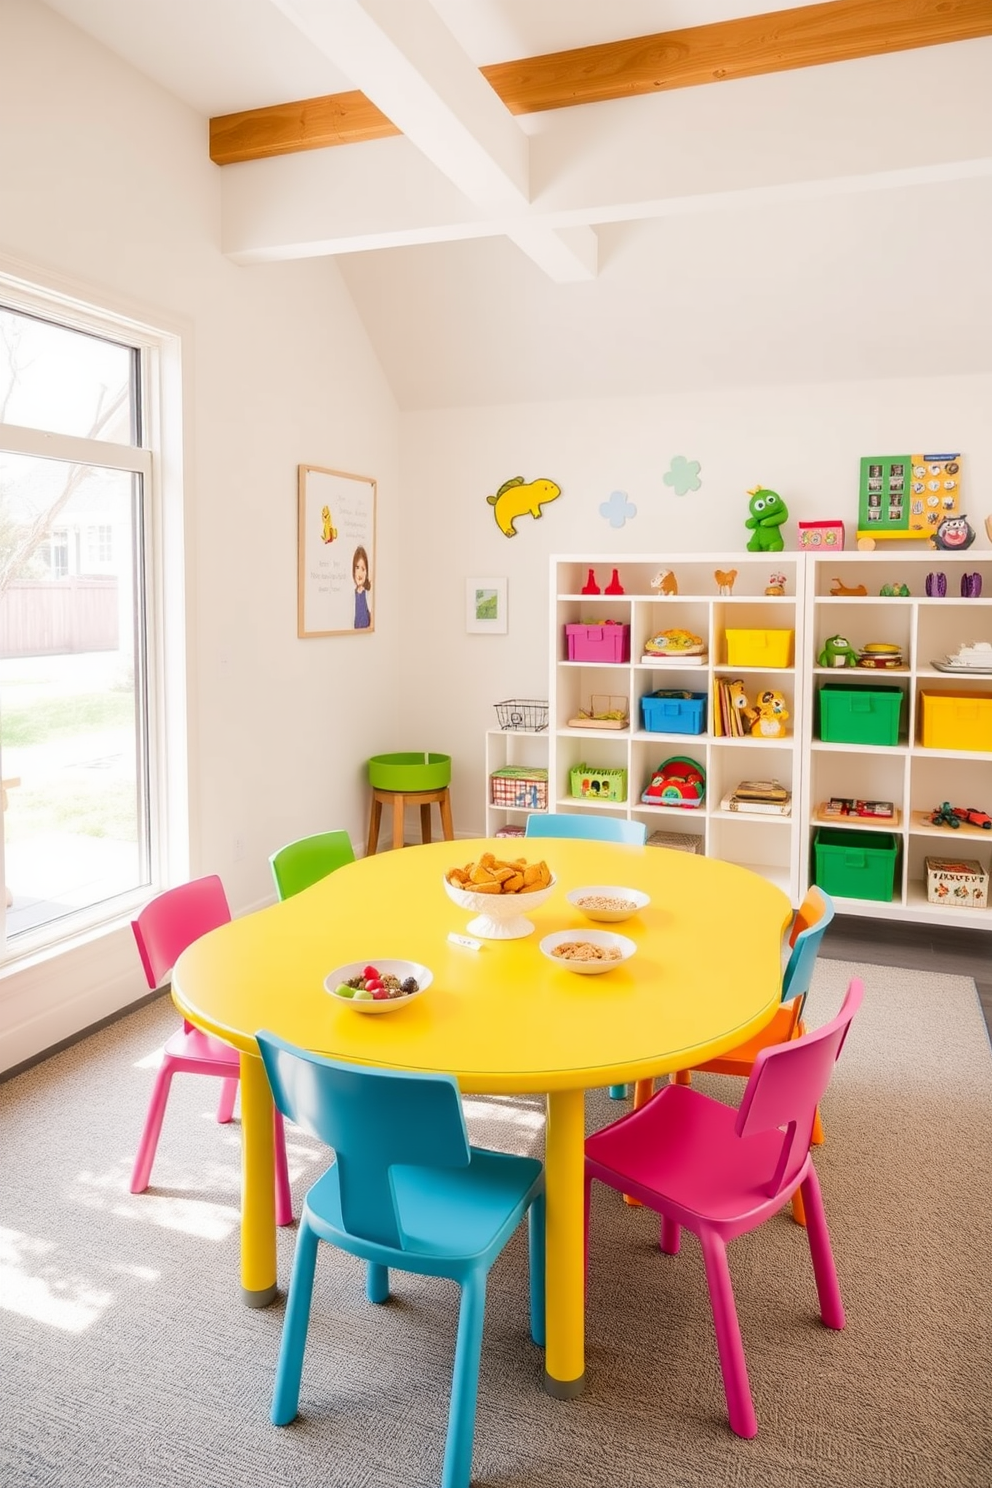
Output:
(813, 828), (898, 902)
(818, 685), (903, 746)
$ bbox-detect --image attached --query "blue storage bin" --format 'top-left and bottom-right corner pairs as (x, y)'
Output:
(641, 690), (707, 735)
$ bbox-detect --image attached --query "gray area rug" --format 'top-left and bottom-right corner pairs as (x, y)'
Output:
(1, 960), (990, 1487)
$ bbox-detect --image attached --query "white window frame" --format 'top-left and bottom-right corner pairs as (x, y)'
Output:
(0, 267), (189, 965)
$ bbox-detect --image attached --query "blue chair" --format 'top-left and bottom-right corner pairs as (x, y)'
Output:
(255, 1032), (546, 1488)
(525, 812), (647, 846)
(269, 829), (355, 900)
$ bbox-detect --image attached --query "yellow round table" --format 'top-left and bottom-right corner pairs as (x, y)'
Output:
(172, 837), (791, 1396)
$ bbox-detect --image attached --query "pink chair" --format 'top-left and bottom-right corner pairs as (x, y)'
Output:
(130, 874), (293, 1226)
(585, 978), (863, 1438)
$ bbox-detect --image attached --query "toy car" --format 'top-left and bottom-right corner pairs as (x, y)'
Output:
(954, 807), (992, 830)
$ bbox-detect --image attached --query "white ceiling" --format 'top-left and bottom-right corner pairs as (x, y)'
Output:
(41, 1), (992, 409)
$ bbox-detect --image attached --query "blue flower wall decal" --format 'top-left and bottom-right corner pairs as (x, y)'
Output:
(663, 456), (702, 496)
(600, 489), (636, 528)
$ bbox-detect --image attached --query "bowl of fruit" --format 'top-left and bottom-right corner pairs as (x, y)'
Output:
(443, 853), (556, 939)
(324, 959), (432, 1013)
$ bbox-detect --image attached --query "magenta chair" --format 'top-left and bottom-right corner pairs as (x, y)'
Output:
(130, 874), (293, 1226)
(585, 977), (863, 1438)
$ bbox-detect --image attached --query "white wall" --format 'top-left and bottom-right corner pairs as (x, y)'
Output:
(0, 0), (400, 1068)
(398, 375), (992, 827)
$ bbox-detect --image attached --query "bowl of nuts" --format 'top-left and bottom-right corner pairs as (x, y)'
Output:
(566, 886), (650, 924)
(538, 929), (636, 975)
(324, 959), (432, 1013)
(444, 853), (556, 939)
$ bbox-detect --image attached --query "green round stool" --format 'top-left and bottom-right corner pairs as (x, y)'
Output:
(366, 752), (453, 853)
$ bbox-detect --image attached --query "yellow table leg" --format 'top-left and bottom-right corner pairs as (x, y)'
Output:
(543, 1087), (586, 1397)
(239, 1051), (278, 1307)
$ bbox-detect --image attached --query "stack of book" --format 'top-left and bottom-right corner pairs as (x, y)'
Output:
(720, 779), (792, 816)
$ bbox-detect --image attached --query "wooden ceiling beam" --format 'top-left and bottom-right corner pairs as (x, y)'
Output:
(210, 0), (992, 165)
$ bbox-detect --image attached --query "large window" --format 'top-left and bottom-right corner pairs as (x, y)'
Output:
(0, 298), (161, 951)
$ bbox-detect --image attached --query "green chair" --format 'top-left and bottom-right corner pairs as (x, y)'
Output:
(269, 830), (356, 901)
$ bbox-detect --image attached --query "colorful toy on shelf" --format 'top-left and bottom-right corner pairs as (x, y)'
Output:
(604, 568), (625, 595)
(714, 567), (738, 595)
(581, 568), (601, 594)
(829, 578), (868, 597)
(857, 642), (903, 669)
(929, 802), (963, 829)
(925, 571), (947, 597)
(640, 756), (706, 808)
(765, 571), (787, 596)
(954, 807), (992, 830)
(931, 514), (975, 551)
(642, 628), (705, 659)
(751, 689), (790, 738)
(651, 568), (678, 596)
(798, 520), (845, 550)
(961, 572), (983, 598)
(858, 452), (962, 542)
(744, 486), (788, 552)
(879, 582), (910, 597)
(818, 634), (859, 668)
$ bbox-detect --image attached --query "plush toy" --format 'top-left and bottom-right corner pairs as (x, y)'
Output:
(744, 486), (788, 552)
(930, 514), (976, 551)
(818, 634), (859, 667)
(751, 689), (790, 738)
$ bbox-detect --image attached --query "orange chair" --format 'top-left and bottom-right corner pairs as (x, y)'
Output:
(629, 887), (835, 1223)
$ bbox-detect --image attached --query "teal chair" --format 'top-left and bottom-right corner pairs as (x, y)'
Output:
(525, 813), (647, 846)
(256, 1033), (545, 1488)
(526, 812), (647, 1095)
(269, 829), (355, 900)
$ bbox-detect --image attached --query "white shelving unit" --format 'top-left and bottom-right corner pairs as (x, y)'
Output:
(802, 549), (992, 929)
(541, 550), (992, 928)
(548, 554), (806, 901)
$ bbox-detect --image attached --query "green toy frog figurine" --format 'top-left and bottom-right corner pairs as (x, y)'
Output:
(744, 486), (789, 552)
(818, 634), (859, 668)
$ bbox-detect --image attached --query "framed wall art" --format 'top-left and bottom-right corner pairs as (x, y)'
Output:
(466, 576), (508, 634)
(298, 464), (377, 637)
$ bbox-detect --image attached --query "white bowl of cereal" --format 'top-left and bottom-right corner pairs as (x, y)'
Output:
(566, 886), (650, 924)
(539, 928), (637, 975)
(444, 854), (556, 939)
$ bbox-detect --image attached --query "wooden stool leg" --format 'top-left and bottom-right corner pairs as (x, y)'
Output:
(392, 793), (406, 850)
(367, 797), (382, 857)
(420, 802), (432, 845)
(439, 787), (454, 841)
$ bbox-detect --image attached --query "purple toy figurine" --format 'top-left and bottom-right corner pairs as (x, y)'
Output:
(926, 571), (947, 598)
(961, 572), (983, 598)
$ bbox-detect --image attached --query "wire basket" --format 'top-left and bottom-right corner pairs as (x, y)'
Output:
(493, 699), (549, 732)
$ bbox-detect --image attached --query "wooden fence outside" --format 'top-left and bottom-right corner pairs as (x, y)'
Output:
(0, 578), (119, 657)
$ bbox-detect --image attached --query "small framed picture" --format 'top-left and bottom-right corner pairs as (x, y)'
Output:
(466, 576), (508, 634)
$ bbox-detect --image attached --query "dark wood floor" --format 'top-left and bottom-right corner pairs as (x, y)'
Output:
(821, 913), (992, 1037)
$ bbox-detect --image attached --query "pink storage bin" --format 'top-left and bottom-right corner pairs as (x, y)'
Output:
(565, 623), (630, 663)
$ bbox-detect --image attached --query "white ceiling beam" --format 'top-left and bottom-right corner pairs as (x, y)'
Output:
(265, 0), (596, 281)
(221, 42), (992, 265)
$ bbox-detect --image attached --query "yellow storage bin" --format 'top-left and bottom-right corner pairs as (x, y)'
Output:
(725, 628), (793, 668)
(919, 691), (992, 752)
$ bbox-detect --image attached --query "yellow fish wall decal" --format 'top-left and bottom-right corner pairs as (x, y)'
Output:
(486, 476), (561, 537)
